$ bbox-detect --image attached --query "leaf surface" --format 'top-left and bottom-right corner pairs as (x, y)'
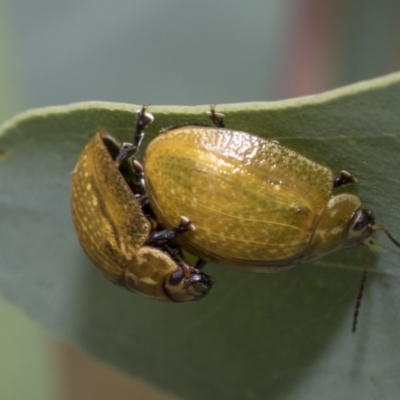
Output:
(1, 73), (400, 400)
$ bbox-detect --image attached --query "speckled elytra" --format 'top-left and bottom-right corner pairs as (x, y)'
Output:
(71, 107), (213, 302)
(143, 106), (400, 331)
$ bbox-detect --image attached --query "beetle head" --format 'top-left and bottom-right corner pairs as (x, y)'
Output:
(345, 208), (400, 249)
(344, 209), (376, 248)
(305, 193), (400, 263)
(164, 263), (214, 302)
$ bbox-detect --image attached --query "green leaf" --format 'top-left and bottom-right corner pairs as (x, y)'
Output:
(1, 72), (400, 400)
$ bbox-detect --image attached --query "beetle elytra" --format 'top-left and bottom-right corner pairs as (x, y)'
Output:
(143, 106), (400, 330)
(70, 107), (213, 302)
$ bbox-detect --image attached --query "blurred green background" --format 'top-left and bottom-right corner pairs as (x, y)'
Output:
(1, 1), (400, 399)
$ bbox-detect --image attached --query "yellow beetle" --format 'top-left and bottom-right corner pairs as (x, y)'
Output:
(143, 106), (400, 330)
(145, 108), (399, 269)
(70, 108), (213, 302)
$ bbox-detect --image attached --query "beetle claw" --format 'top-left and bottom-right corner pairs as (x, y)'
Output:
(333, 170), (357, 188)
(207, 105), (225, 128)
(136, 104), (154, 129)
(179, 216), (196, 232)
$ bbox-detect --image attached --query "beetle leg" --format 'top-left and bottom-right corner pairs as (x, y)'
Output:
(161, 243), (187, 265)
(134, 104), (154, 149)
(131, 159), (147, 206)
(115, 143), (138, 167)
(115, 104), (154, 166)
(145, 216), (196, 245)
(123, 158), (148, 206)
(160, 242), (208, 272)
(207, 105), (225, 128)
(333, 170), (357, 188)
(165, 248), (211, 284)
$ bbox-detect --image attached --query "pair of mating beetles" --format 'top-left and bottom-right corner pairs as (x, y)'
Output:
(71, 105), (400, 331)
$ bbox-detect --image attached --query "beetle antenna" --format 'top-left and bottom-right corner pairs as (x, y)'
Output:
(352, 245), (369, 332)
(371, 224), (400, 248)
(352, 223), (400, 331)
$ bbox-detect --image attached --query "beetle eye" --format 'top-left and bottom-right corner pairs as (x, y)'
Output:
(353, 209), (375, 231)
(168, 268), (184, 285)
(353, 214), (368, 231)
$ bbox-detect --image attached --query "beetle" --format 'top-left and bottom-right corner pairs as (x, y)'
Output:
(141, 106), (400, 331)
(70, 107), (213, 302)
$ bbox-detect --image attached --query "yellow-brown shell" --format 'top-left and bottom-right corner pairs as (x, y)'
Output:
(144, 126), (334, 270)
(71, 130), (214, 301)
(71, 130), (151, 283)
